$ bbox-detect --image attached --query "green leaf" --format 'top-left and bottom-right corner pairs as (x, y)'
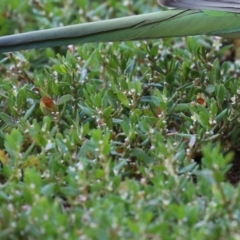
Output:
(41, 183), (56, 196)
(117, 91), (130, 107)
(56, 94), (73, 106)
(5, 129), (23, 156)
(0, 113), (16, 127)
(79, 104), (95, 116)
(103, 105), (112, 118)
(215, 84), (225, 104)
(215, 109), (228, 122)
(199, 111), (209, 127)
(23, 103), (36, 120)
(52, 64), (67, 74)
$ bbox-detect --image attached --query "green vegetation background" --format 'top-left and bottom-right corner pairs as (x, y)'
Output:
(0, 0), (240, 239)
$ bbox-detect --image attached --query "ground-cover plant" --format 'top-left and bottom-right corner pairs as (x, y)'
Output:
(0, 0), (240, 239)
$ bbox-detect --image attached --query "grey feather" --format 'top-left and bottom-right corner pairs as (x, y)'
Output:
(159, 0), (240, 12)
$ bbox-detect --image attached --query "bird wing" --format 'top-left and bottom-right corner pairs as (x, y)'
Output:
(1, 3), (240, 52)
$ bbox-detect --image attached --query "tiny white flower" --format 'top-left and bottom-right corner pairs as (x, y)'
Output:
(212, 37), (222, 51)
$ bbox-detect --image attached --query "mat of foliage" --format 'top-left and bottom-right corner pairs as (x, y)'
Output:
(0, 1), (240, 239)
